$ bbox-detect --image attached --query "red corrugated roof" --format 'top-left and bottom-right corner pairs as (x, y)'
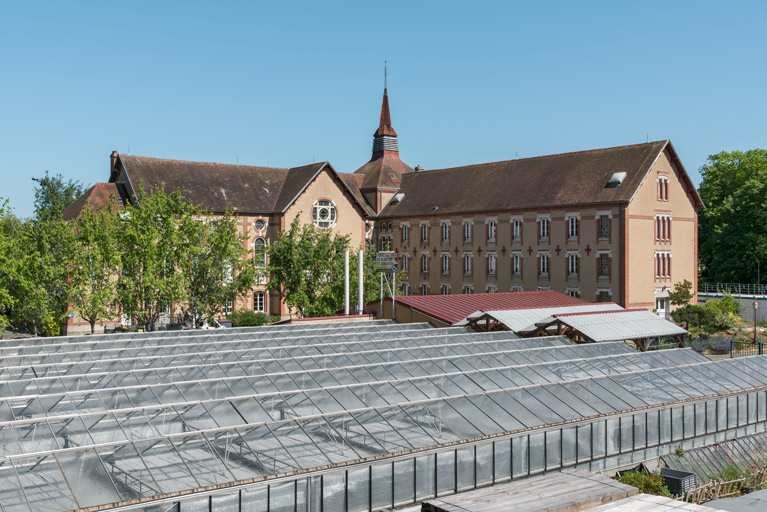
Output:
(390, 291), (592, 325)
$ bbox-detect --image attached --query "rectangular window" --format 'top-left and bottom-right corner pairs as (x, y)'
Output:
(463, 285), (472, 295)
(567, 289), (580, 298)
(421, 223), (428, 243)
(658, 177), (669, 201)
(486, 285), (497, 293)
(401, 254), (408, 272)
(421, 284), (428, 296)
(463, 222), (472, 242)
(442, 223), (450, 243)
(599, 215), (610, 240)
(421, 254), (428, 274)
(539, 218), (549, 240)
(441, 254), (449, 275)
(463, 253), (472, 275)
(512, 253), (521, 276)
(401, 283), (410, 295)
(487, 220), (497, 242)
(598, 290), (610, 303)
(253, 292), (265, 312)
(568, 253), (579, 276)
(512, 219), (522, 241)
(487, 253), (497, 275)
(402, 225), (409, 244)
(599, 253), (609, 278)
(223, 300), (233, 316)
(567, 217), (578, 240)
(539, 253), (549, 276)
(441, 284), (450, 295)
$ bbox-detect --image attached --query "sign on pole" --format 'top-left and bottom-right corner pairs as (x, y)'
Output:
(376, 251), (398, 272)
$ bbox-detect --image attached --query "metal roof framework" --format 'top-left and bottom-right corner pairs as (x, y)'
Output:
(0, 322), (764, 511)
(457, 304), (624, 332)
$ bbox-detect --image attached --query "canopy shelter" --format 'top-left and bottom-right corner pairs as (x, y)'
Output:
(458, 304), (623, 333)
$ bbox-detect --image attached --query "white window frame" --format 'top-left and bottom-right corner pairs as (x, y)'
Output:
(402, 224), (409, 244)
(223, 299), (233, 316)
(253, 292), (265, 313)
(421, 283), (429, 296)
(441, 253), (450, 275)
(421, 223), (429, 243)
(401, 254), (408, 272)
(463, 221), (472, 242)
(512, 253), (522, 276)
(487, 219), (497, 242)
(253, 237), (267, 267)
(487, 252), (497, 275)
(567, 252), (579, 277)
(463, 253), (472, 275)
(441, 284), (450, 295)
(567, 216), (578, 240)
(511, 217), (523, 241)
(463, 285), (473, 295)
(539, 218), (549, 240)
(539, 252), (549, 276)
(421, 253), (429, 274)
(442, 223), (450, 243)
(598, 252), (610, 279)
(312, 200), (337, 229)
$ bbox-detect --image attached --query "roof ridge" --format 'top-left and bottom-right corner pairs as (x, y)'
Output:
(121, 154), (289, 171)
(415, 140), (669, 175)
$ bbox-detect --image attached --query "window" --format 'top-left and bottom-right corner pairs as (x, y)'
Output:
(487, 220), (497, 242)
(312, 200), (336, 228)
(421, 284), (429, 296)
(512, 219), (522, 241)
(402, 225), (409, 243)
(421, 254), (429, 274)
(655, 215), (671, 242)
(598, 290), (611, 303)
(401, 283), (411, 295)
(463, 221), (472, 242)
(441, 254), (450, 275)
(442, 223), (450, 243)
(599, 215), (610, 240)
(599, 253), (610, 278)
(511, 285), (524, 292)
(463, 285), (472, 295)
(655, 252), (671, 279)
(379, 237), (391, 251)
(401, 254), (408, 272)
(223, 300), (233, 316)
(253, 292), (265, 312)
(253, 237), (267, 266)
(539, 253), (549, 276)
(567, 289), (580, 298)
(568, 253), (579, 277)
(487, 253), (497, 275)
(512, 253), (522, 276)
(223, 261), (233, 284)
(567, 217), (578, 240)
(441, 284), (450, 295)
(486, 285), (497, 293)
(421, 223), (429, 243)
(658, 176), (669, 201)
(254, 219), (266, 231)
(463, 253), (472, 275)
(539, 218), (549, 240)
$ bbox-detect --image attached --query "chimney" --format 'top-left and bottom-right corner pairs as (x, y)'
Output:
(110, 150), (118, 169)
(415, 164), (424, 172)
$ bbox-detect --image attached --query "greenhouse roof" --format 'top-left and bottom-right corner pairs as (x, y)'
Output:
(0, 321), (764, 511)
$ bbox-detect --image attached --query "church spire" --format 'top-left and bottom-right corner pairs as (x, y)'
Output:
(372, 63), (399, 153)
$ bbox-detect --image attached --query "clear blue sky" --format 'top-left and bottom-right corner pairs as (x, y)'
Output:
(2, 1), (766, 218)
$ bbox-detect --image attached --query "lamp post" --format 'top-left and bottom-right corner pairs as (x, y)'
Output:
(754, 301), (759, 344)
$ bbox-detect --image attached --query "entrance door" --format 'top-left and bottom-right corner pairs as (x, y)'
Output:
(656, 297), (668, 318)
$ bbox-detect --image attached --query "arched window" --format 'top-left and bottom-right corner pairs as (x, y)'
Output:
(312, 200), (337, 228)
(254, 237), (267, 266)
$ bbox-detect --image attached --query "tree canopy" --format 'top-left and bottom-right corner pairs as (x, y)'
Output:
(32, 170), (87, 223)
(698, 149), (767, 283)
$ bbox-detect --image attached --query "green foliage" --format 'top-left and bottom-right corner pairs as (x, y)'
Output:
(266, 217), (388, 317)
(33, 170), (87, 223)
(672, 297), (740, 337)
(698, 150), (767, 283)
(230, 310), (276, 327)
(0, 200), (16, 332)
(668, 280), (694, 307)
(181, 208), (257, 328)
(617, 470), (671, 497)
(68, 199), (121, 334)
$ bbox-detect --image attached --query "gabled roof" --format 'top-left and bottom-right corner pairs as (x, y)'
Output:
(457, 303), (624, 331)
(273, 162), (328, 213)
(542, 308), (688, 342)
(116, 155), (289, 214)
(62, 183), (121, 221)
(379, 140), (699, 218)
(387, 290), (591, 325)
(337, 173), (375, 216)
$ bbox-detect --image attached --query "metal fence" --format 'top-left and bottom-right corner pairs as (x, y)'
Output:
(731, 341), (765, 358)
(699, 283), (767, 296)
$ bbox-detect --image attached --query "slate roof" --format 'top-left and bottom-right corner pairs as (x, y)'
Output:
(338, 173), (375, 216)
(116, 155), (290, 214)
(379, 140), (702, 218)
(388, 290), (591, 325)
(354, 152), (414, 190)
(62, 183), (121, 221)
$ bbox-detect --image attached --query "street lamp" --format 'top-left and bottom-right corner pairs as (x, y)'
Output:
(754, 301), (759, 344)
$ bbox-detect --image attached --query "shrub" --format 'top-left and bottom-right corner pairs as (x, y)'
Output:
(230, 310), (277, 327)
(40, 317), (61, 337)
(617, 470), (671, 497)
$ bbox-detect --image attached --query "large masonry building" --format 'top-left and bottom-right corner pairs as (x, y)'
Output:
(66, 88), (702, 327)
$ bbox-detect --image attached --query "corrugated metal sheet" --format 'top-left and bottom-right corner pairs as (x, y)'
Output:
(554, 309), (687, 341)
(456, 304), (624, 331)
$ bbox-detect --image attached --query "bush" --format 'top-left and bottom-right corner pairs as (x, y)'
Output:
(617, 470), (671, 497)
(230, 310), (277, 327)
(672, 299), (739, 336)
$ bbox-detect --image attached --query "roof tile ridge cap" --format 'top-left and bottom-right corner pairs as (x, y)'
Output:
(423, 140), (669, 174)
(124, 154), (289, 170)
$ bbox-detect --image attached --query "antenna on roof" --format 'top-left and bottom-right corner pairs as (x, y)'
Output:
(384, 60), (387, 89)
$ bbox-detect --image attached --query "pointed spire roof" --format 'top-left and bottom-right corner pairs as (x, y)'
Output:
(374, 88), (398, 137)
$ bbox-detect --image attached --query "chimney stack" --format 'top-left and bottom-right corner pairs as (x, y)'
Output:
(415, 164), (424, 172)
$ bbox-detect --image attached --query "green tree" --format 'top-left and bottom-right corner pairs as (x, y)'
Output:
(668, 279), (694, 306)
(116, 184), (199, 331)
(698, 150), (767, 283)
(33, 171), (87, 223)
(68, 199), (121, 334)
(0, 200), (17, 333)
(181, 209), (257, 328)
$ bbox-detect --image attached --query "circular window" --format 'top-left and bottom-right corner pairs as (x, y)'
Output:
(312, 200), (336, 228)
(255, 219), (266, 231)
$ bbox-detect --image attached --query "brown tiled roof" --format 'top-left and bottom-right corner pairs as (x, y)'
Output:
(117, 155), (289, 214)
(62, 183), (121, 221)
(379, 140), (701, 218)
(273, 162), (327, 213)
(354, 152), (414, 190)
(374, 88), (397, 137)
(338, 173), (375, 216)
